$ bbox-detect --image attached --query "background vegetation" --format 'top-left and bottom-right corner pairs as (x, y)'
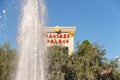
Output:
(0, 40), (120, 80)
(0, 42), (17, 80)
(47, 40), (120, 80)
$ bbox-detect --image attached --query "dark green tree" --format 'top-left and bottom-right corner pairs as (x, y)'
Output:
(47, 45), (77, 80)
(73, 40), (108, 80)
(0, 42), (16, 80)
(47, 40), (120, 80)
(109, 57), (120, 80)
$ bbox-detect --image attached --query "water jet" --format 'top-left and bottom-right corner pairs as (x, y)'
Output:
(15, 0), (47, 80)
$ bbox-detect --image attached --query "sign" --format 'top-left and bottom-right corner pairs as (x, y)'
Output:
(46, 33), (70, 44)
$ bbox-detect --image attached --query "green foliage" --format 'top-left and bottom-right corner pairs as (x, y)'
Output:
(0, 40), (120, 80)
(47, 45), (77, 80)
(109, 58), (120, 79)
(0, 42), (16, 80)
(47, 40), (120, 80)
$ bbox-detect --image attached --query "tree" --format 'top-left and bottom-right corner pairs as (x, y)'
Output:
(109, 57), (120, 80)
(0, 42), (16, 80)
(75, 40), (94, 79)
(47, 45), (77, 80)
(0, 40), (120, 80)
(74, 40), (108, 80)
(47, 40), (120, 80)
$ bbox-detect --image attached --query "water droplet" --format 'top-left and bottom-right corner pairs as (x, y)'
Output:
(2, 10), (6, 14)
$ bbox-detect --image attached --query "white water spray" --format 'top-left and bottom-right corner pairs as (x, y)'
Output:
(15, 0), (47, 80)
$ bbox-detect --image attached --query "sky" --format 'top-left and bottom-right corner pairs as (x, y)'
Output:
(0, 0), (120, 59)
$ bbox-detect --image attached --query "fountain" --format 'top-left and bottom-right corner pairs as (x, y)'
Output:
(15, 0), (47, 80)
